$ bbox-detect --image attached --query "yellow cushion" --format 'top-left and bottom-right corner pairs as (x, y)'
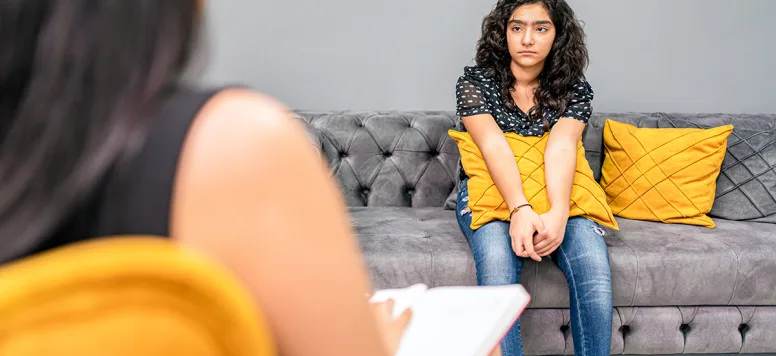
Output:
(599, 120), (733, 228)
(0, 237), (276, 356)
(449, 130), (618, 231)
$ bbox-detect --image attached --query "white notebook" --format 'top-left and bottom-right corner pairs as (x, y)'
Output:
(369, 283), (531, 356)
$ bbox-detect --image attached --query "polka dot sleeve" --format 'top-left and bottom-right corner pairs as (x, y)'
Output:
(561, 79), (594, 125)
(456, 77), (492, 117)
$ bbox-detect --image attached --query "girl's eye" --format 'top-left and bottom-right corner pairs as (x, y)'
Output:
(512, 26), (522, 32)
(537, 27), (548, 32)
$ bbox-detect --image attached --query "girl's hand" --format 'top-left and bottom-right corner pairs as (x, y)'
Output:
(509, 207), (545, 261)
(533, 209), (569, 257)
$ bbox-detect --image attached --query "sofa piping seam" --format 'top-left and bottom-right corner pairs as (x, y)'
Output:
(612, 234), (639, 306)
(704, 233), (741, 306)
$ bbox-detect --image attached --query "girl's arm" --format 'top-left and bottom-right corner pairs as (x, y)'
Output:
(534, 80), (594, 256)
(544, 118), (585, 217)
(457, 77), (544, 261)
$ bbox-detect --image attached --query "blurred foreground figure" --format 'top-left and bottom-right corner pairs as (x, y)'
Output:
(0, 1), (408, 355)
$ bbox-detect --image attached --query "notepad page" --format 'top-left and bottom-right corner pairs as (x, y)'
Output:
(369, 283), (428, 318)
(393, 285), (530, 356)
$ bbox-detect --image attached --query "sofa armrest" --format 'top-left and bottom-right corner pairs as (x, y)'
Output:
(290, 111), (323, 155)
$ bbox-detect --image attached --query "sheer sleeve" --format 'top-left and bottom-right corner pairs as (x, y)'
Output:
(455, 77), (492, 117)
(561, 79), (594, 125)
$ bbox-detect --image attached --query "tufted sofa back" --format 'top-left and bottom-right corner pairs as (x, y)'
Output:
(584, 112), (776, 223)
(296, 111), (461, 208)
(297, 110), (776, 217)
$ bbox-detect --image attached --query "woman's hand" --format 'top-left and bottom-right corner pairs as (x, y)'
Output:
(489, 344), (503, 356)
(510, 207), (545, 261)
(370, 299), (413, 355)
(533, 209), (569, 257)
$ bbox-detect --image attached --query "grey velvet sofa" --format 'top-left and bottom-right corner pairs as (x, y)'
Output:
(296, 110), (776, 355)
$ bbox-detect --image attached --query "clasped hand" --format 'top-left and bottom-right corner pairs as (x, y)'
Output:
(509, 207), (568, 261)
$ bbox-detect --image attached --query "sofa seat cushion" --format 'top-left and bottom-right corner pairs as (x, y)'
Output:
(350, 207), (776, 307)
(603, 218), (776, 307)
(349, 207), (477, 289)
(528, 216), (776, 308)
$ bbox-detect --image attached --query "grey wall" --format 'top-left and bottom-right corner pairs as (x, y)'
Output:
(201, 0), (776, 113)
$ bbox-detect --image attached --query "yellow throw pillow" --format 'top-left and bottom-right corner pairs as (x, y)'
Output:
(599, 120), (733, 228)
(448, 130), (618, 231)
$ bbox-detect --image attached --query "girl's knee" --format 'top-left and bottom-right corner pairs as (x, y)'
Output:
(477, 259), (521, 285)
(474, 236), (517, 273)
(470, 221), (511, 251)
(566, 217), (607, 238)
(470, 221), (521, 285)
(477, 246), (517, 270)
(563, 218), (610, 261)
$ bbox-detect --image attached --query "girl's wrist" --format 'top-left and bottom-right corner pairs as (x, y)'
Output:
(510, 203), (533, 218)
(549, 206), (570, 219)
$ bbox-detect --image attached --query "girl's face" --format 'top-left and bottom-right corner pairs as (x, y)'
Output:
(506, 3), (556, 69)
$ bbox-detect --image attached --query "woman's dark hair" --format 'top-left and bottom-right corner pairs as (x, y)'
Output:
(475, 0), (588, 128)
(0, 1), (201, 262)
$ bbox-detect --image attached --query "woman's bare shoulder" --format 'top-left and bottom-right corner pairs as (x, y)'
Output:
(170, 88), (323, 236)
(192, 88), (305, 152)
(169, 88), (388, 356)
(181, 88), (317, 174)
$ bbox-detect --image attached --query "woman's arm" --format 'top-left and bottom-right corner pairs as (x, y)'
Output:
(170, 89), (398, 356)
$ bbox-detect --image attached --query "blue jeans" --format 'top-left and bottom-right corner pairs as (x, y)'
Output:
(455, 179), (613, 356)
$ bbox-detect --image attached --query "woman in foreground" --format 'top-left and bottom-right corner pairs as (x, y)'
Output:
(0, 1), (409, 355)
(454, 1), (613, 355)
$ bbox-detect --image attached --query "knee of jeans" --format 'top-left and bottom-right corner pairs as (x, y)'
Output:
(567, 216), (605, 234)
(477, 245), (515, 269)
(471, 223), (519, 283)
(564, 218), (611, 260)
(477, 256), (520, 285)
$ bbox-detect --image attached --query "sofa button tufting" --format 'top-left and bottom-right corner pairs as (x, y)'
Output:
(619, 325), (630, 335)
(339, 151), (347, 158)
(383, 151), (392, 158)
(739, 323), (750, 334)
(559, 325), (569, 333)
(680, 324), (691, 334)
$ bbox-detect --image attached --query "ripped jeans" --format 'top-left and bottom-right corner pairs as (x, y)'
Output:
(455, 179), (613, 356)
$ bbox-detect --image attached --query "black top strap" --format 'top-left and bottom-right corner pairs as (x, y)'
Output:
(93, 87), (226, 237)
(29, 87), (229, 259)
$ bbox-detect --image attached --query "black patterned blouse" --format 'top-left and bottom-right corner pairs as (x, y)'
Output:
(454, 65), (594, 180)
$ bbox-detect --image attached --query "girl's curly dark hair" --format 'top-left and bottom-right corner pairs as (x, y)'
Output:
(476, 0), (588, 129)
